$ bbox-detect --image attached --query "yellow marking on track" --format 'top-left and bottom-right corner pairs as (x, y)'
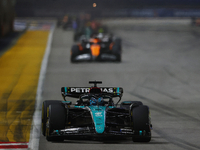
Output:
(0, 31), (49, 142)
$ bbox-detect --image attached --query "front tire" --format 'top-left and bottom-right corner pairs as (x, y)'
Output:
(132, 105), (151, 142)
(46, 103), (66, 141)
(42, 100), (61, 136)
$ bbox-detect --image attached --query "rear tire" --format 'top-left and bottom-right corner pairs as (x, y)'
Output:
(120, 101), (143, 110)
(112, 38), (121, 62)
(42, 100), (61, 136)
(46, 103), (66, 141)
(70, 45), (80, 62)
(132, 105), (151, 142)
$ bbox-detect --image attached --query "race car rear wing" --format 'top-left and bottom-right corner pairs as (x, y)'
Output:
(61, 87), (123, 100)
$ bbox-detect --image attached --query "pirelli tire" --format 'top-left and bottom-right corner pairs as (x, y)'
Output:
(112, 38), (122, 62)
(120, 101), (143, 110)
(132, 105), (151, 142)
(70, 45), (80, 63)
(42, 100), (62, 136)
(46, 103), (66, 141)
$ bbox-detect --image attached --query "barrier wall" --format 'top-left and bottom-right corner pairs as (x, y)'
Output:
(15, 8), (200, 18)
(101, 8), (200, 18)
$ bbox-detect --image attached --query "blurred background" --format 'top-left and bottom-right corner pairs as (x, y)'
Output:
(1, 0), (200, 38)
(1, 0), (200, 149)
(15, 0), (200, 18)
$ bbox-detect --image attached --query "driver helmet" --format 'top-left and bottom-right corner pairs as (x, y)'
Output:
(90, 97), (104, 105)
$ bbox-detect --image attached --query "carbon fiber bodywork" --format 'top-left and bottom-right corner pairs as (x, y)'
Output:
(44, 81), (152, 142)
(47, 104), (151, 138)
(70, 34), (122, 62)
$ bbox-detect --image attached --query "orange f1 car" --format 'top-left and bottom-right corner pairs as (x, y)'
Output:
(70, 33), (122, 62)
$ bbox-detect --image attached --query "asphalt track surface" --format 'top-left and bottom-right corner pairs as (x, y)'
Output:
(39, 19), (200, 150)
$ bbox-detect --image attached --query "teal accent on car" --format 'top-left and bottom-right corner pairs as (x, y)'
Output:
(117, 87), (119, 95)
(109, 106), (115, 108)
(89, 106), (106, 134)
(74, 106), (85, 108)
(65, 87), (67, 95)
(123, 101), (131, 103)
(55, 130), (60, 135)
(62, 101), (71, 104)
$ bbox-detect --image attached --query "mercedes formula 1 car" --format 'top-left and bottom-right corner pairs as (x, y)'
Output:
(70, 33), (122, 62)
(42, 81), (152, 142)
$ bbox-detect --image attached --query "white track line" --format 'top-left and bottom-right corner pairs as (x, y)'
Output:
(0, 143), (28, 146)
(28, 23), (55, 150)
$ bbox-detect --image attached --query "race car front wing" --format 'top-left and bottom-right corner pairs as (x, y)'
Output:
(50, 127), (149, 137)
(74, 53), (117, 61)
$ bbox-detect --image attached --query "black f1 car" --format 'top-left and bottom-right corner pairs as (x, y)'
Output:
(42, 81), (152, 142)
(70, 33), (122, 62)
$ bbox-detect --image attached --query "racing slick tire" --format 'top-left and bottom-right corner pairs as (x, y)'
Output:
(120, 101), (143, 110)
(132, 105), (151, 142)
(42, 100), (62, 136)
(46, 103), (66, 141)
(70, 45), (80, 63)
(112, 38), (121, 62)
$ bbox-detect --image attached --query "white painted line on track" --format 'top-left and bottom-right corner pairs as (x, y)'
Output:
(0, 143), (28, 146)
(28, 24), (55, 150)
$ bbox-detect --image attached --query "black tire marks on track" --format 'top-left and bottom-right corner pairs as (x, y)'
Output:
(129, 92), (200, 150)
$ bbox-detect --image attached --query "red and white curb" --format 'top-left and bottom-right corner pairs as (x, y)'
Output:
(0, 142), (28, 149)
